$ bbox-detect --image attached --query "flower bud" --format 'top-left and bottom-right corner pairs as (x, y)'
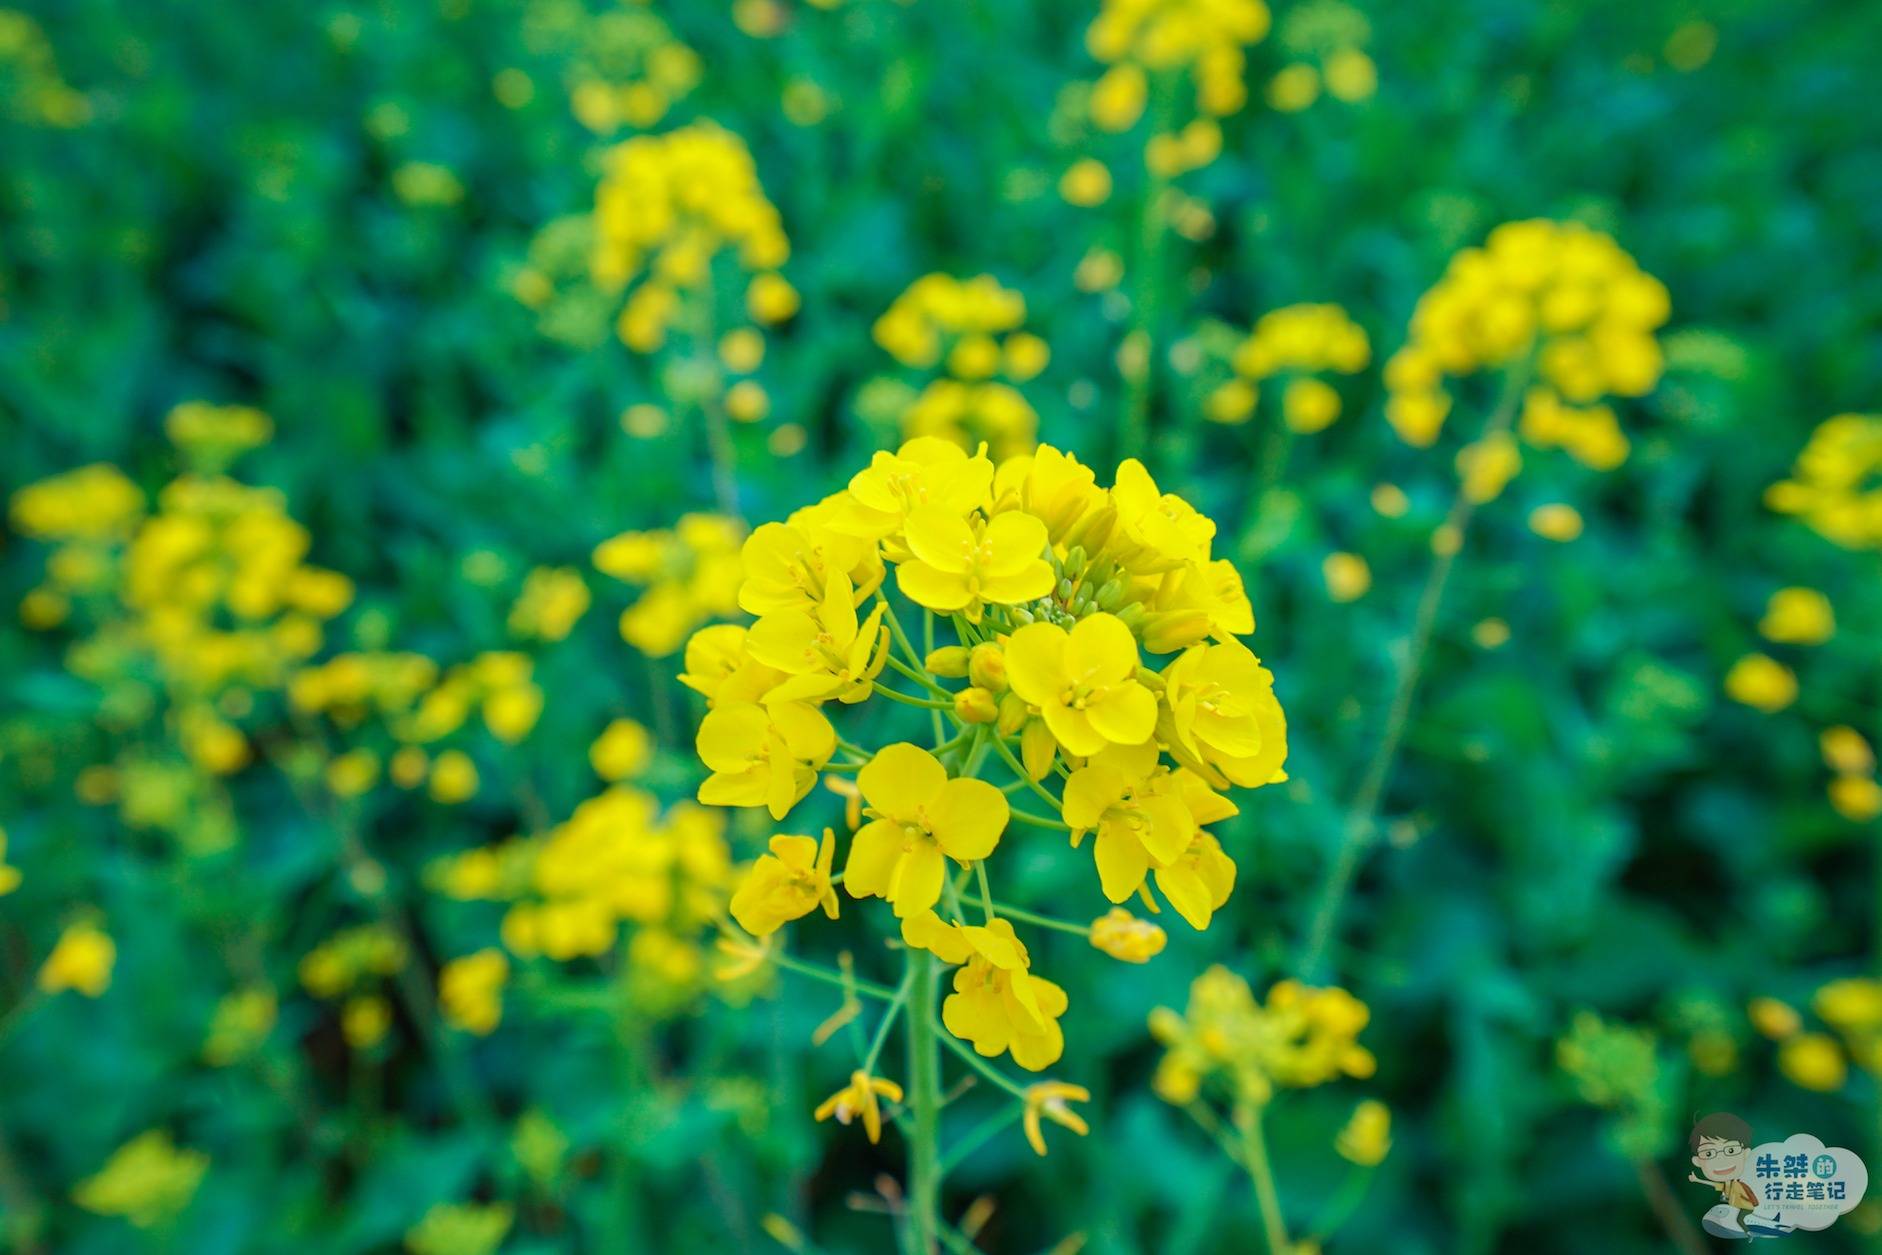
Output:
(1094, 575), (1129, 611)
(1090, 907), (1166, 963)
(1021, 719), (1057, 779)
(924, 645), (970, 678)
(1064, 502), (1116, 553)
(997, 692), (1030, 736)
(968, 643), (1007, 692)
(1141, 609), (1211, 653)
(954, 686), (999, 724)
(1063, 545), (1088, 577)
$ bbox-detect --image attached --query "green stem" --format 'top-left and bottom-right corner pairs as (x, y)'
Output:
(1008, 807), (1070, 831)
(769, 950), (899, 1000)
(874, 684), (954, 710)
(988, 902), (1091, 937)
(986, 734), (1062, 811)
(934, 1021), (1031, 1100)
(689, 291), (740, 520)
(1295, 363), (1529, 979)
(973, 862), (996, 923)
(1236, 1103), (1290, 1255)
(906, 951), (943, 1254)
(885, 653), (948, 693)
(862, 969), (914, 1076)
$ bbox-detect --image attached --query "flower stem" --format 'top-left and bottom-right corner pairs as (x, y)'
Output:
(1235, 1103), (1290, 1255)
(1295, 363), (1529, 979)
(905, 949), (943, 1254)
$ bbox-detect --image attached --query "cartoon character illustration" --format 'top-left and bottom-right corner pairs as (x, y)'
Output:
(1689, 1112), (1795, 1240)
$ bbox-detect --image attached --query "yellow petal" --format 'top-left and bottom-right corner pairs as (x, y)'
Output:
(1004, 622), (1068, 706)
(930, 778), (1008, 861)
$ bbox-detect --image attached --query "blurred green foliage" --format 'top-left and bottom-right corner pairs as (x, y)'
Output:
(3, 0), (1882, 1252)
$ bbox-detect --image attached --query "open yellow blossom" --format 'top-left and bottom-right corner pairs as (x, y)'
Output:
(677, 624), (786, 707)
(940, 918), (1069, 1071)
(1155, 826), (1239, 930)
(1006, 613), (1157, 757)
(1110, 458), (1216, 571)
(746, 572), (890, 704)
(895, 506), (1054, 622)
(39, 920), (116, 997)
(1064, 741), (1236, 905)
(814, 1071), (904, 1144)
(737, 515), (885, 617)
(1158, 638), (1288, 788)
(1022, 1082), (1091, 1155)
(696, 701), (836, 819)
(1089, 906), (1166, 962)
(840, 437), (995, 543)
(730, 829), (839, 936)
(845, 744), (1007, 917)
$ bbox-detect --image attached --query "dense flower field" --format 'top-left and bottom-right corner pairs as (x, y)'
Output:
(3, 1), (1881, 1251)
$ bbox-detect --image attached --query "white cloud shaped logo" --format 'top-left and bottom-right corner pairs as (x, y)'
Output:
(1745, 1134), (1868, 1231)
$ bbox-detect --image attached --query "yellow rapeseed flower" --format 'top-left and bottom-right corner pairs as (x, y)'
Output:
(39, 920), (115, 996)
(814, 1070), (904, 1144)
(845, 744), (1008, 917)
(730, 829), (840, 936)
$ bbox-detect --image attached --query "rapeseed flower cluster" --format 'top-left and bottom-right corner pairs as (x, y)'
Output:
(590, 122), (794, 353)
(1765, 413), (1882, 550)
(1086, 0), (1271, 130)
(1385, 221), (1670, 491)
(1149, 967), (1374, 1107)
(290, 649), (543, 802)
(871, 274), (1051, 460)
(594, 512), (744, 655)
(434, 784), (733, 1014)
(1556, 1010), (1674, 1158)
(686, 435), (1287, 1166)
(1205, 303), (1370, 430)
(11, 423), (356, 848)
(554, 2), (702, 134)
(1265, 0), (1376, 112)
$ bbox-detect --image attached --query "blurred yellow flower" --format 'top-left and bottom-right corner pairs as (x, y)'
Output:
(814, 1070), (904, 1144)
(1759, 586), (1834, 645)
(1335, 1099), (1392, 1166)
(1724, 653), (1797, 713)
(39, 920), (115, 997)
